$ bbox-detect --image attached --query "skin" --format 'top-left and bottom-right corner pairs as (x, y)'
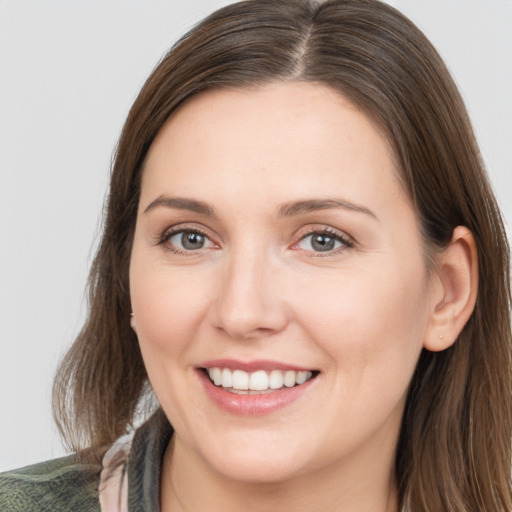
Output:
(129, 82), (461, 511)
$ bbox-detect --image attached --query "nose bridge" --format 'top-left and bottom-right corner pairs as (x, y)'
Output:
(213, 242), (287, 339)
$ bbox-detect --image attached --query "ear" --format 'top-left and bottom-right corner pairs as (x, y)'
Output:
(130, 313), (137, 332)
(423, 226), (478, 352)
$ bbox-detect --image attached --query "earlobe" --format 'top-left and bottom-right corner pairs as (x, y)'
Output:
(130, 312), (137, 332)
(424, 226), (478, 352)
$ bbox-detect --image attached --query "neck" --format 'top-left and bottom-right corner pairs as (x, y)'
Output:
(160, 434), (400, 512)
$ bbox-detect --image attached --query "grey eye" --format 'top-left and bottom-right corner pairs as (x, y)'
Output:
(169, 231), (212, 251)
(298, 233), (343, 252)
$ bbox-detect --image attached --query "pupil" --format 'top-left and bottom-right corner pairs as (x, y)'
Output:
(182, 232), (204, 250)
(312, 234), (335, 252)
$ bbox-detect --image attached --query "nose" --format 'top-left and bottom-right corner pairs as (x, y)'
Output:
(211, 249), (289, 340)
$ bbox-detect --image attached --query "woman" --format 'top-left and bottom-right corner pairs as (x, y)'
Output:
(1, 0), (510, 510)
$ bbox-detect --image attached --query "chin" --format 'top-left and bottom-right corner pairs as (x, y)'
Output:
(195, 430), (314, 484)
(211, 453), (306, 484)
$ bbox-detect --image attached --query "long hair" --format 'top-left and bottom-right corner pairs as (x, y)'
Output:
(53, 1), (512, 509)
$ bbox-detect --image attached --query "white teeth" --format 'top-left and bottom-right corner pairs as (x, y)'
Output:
(249, 370), (269, 391)
(269, 369), (284, 389)
(232, 369), (249, 390)
(284, 370), (296, 388)
(210, 367), (222, 386)
(206, 367), (314, 392)
(296, 371), (309, 385)
(221, 368), (233, 388)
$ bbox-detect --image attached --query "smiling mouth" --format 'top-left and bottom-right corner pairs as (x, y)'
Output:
(203, 367), (318, 394)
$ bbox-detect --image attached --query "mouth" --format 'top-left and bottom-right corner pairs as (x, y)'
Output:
(202, 367), (319, 394)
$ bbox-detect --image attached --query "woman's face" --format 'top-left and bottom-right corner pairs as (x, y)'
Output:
(130, 82), (437, 484)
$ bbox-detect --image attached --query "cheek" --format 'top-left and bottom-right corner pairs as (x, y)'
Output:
(292, 262), (429, 388)
(130, 264), (212, 357)
(129, 261), (215, 429)
(284, 264), (430, 459)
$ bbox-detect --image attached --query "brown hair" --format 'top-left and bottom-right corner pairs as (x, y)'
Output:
(53, 1), (512, 509)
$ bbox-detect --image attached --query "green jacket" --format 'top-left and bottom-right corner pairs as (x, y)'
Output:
(0, 410), (173, 512)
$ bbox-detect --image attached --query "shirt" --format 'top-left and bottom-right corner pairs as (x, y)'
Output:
(0, 409), (173, 512)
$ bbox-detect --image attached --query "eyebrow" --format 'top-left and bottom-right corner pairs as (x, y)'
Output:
(144, 195), (216, 216)
(278, 198), (378, 220)
(143, 195), (377, 221)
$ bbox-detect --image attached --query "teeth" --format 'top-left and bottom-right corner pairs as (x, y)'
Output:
(206, 367), (314, 392)
(208, 367), (223, 386)
(269, 369), (284, 389)
(232, 370), (249, 390)
(284, 370), (296, 388)
(296, 371), (309, 385)
(221, 368), (233, 388)
(249, 370), (268, 391)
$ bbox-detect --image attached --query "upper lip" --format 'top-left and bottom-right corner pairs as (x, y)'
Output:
(197, 359), (316, 372)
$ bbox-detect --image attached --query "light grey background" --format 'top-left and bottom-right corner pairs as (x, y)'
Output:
(1, 0), (511, 472)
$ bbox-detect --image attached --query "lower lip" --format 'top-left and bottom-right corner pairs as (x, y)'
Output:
(198, 370), (316, 416)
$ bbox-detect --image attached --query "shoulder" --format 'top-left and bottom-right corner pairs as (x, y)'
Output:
(0, 455), (101, 512)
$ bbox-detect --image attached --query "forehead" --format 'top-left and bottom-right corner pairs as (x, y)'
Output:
(141, 82), (408, 216)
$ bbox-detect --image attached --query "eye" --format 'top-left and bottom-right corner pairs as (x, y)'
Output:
(296, 230), (350, 253)
(163, 229), (215, 252)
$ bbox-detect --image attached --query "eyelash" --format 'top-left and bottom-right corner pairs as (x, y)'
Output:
(158, 226), (214, 256)
(157, 225), (353, 257)
(294, 227), (353, 257)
